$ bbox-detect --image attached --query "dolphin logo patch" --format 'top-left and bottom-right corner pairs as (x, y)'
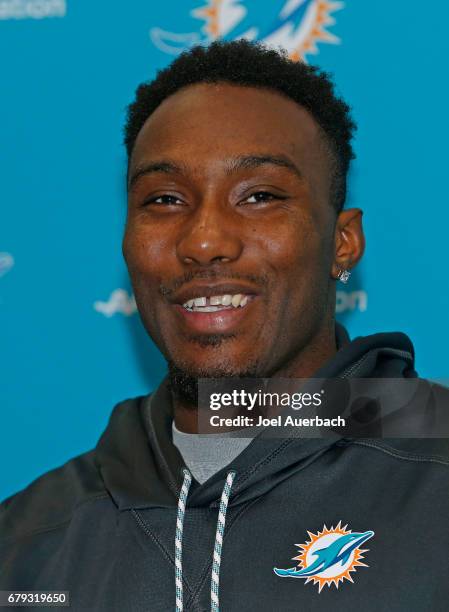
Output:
(274, 522), (374, 592)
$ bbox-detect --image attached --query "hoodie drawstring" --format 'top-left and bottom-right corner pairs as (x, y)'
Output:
(175, 469), (192, 612)
(211, 470), (236, 612)
(175, 468), (236, 612)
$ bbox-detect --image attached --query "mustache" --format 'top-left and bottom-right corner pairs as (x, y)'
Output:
(159, 268), (269, 297)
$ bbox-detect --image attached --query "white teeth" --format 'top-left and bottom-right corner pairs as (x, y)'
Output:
(182, 294), (252, 309)
(231, 294), (242, 307)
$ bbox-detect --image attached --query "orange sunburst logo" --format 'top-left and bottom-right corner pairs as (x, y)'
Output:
(289, 0), (343, 61)
(274, 521), (374, 593)
(192, 0), (344, 62)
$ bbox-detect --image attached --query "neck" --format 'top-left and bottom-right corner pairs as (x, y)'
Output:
(173, 319), (337, 433)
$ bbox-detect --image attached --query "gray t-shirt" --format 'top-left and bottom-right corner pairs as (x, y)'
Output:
(172, 421), (253, 484)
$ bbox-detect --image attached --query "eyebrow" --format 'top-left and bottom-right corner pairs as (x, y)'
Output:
(225, 154), (303, 180)
(128, 161), (184, 189)
(128, 154), (303, 189)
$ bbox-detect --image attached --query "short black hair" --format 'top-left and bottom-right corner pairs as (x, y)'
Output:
(124, 39), (356, 211)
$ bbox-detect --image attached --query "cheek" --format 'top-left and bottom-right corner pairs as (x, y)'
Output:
(123, 225), (170, 335)
(122, 226), (170, 326)
(253, 215), (323, 274)
(123, 221), (172, 278)
(254, 215), (333, 328)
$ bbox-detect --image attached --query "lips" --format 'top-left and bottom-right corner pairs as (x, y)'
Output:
(169, 282), (260, 334)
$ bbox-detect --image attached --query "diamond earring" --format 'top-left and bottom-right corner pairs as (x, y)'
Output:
(337, 267), (351, 284)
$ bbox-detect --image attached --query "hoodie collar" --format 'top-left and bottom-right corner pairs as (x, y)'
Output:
(94, 323), (416, 511)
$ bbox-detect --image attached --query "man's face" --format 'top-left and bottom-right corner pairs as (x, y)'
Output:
(123, 83), (338, 378)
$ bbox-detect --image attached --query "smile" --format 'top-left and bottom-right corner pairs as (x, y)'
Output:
(173, 294), (257, 334)
(182, 294), (250, 311)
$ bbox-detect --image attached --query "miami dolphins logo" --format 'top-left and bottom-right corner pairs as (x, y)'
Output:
(274, 522), (374, 592)
(150, 0), (344, 62)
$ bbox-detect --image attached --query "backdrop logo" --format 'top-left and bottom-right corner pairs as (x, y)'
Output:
(94, 289), (137, 317)
(0, 0), (66, 20)
(150, 0), (344, 61)
(336, 290), (368, 314)
(0, 252), (14, 277)
(274, 522), (374, 592)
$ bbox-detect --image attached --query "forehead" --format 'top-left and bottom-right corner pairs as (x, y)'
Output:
(131, 83), (326, 165)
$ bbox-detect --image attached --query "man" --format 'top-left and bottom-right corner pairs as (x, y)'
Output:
(1, 40), (448, 611)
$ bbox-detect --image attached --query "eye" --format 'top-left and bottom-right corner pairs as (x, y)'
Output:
(143, 194), (184, 207)
(241, 191), (283, 205)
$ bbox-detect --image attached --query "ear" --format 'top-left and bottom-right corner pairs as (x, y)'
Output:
(331, 208), (365, 280)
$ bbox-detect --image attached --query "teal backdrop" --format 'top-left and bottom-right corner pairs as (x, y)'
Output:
(1, 0), (448, 500)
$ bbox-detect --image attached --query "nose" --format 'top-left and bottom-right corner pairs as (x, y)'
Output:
(176, 199), (243, 266)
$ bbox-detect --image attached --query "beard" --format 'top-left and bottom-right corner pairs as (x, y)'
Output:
(167, 345), (262, 408)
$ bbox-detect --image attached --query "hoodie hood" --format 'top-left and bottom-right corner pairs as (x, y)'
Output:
(94, 323), (417, 512)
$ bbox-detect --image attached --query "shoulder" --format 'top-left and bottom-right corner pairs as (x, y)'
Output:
(0, 394), (148, 542)
(341, 380), (449, 466)
(346, 438), (449, 467)
(0, 448), (107, 542)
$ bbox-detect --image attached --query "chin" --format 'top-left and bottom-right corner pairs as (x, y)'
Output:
(168, 352), (261, 380)
(167, 334), (254, 372)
